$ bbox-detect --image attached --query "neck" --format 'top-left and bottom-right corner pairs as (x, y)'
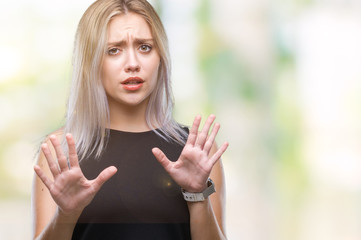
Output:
(107, 99), (150, 132)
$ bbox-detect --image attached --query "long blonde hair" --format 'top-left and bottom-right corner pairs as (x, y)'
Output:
(64, 0), (187, 160)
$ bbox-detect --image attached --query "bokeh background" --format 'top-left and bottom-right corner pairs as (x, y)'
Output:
(1, 0), (361, 239)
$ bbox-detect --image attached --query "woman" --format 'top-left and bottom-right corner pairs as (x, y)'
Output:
(32, 0), (229, 239)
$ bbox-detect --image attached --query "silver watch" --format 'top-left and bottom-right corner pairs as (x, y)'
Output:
(181, 178), (216, 202)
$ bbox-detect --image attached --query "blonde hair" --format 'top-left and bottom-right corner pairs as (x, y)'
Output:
(64, 0), (187, 160)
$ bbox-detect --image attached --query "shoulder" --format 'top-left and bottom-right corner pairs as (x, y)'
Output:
(172, 121), (189, 136)
(179, 124), (189, 134)
(33, 127), (66, 196)
(42, 127), (65, 145)
(46, 127), (65, 140)
(32, 129), (64, 239)
(35, 127), (65, 163)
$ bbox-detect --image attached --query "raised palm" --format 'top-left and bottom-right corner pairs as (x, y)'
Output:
(34, 134), (117, 216)
(152, 115), (228, 193)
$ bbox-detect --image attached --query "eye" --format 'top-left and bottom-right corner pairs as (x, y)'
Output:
(107, 48), (120, 56)
(139, 44), (152, 53)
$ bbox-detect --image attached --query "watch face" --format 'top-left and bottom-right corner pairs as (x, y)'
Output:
(207, 178), (214, 187)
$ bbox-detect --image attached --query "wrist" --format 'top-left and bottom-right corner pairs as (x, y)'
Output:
(182, 178), (211, 193)
(56, 207), (82, 223)
(182, 184), (208, 194)
(181, 178), (216, 202)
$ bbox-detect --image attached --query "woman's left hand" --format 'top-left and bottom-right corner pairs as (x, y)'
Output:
(152, 114), (229, 193)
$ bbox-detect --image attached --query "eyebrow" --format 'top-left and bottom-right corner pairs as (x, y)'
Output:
(107, 38), (154, 47)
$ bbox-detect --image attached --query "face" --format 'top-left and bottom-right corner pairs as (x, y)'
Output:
(101, 13), (160, 110)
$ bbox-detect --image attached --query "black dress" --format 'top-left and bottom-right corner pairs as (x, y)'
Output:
(72, 129), (191, 240)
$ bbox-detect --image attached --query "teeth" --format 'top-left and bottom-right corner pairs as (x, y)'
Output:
(125, 81), (140, 85)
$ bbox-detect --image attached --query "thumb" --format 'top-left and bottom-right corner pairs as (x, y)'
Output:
(152, 148), (171, 171)
(93, 166), (117, 192)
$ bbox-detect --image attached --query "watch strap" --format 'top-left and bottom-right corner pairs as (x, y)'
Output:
(182, 178), (216, 202)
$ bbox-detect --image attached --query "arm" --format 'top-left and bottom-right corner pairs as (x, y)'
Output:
(32, 133), (117, 240)
(32, 134), (78, 240)
(187, 146), (226, 240)
(152, 114), (229, 240)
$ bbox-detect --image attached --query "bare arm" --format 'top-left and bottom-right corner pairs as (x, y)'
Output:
(32, 133), (117, 240)
(187, 146), (226, 240)
(152, 114), (229, 240)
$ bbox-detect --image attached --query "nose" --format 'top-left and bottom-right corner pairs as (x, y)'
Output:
(124, 49), (140, 73)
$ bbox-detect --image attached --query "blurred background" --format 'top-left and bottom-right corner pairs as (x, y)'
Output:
(1, 0), (361, 239)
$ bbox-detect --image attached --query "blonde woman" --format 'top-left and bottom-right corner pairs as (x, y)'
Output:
(32, 0), (229, 239)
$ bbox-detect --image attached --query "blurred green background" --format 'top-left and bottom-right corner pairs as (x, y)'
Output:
(1, 0), (361, 239)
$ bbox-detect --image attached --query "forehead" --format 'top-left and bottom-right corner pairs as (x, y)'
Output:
(107, 13), (152, 41)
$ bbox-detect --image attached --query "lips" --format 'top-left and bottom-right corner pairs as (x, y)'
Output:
(121, 77), (144, 91)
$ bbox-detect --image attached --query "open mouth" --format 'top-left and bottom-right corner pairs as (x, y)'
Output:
(123, 80), (143, 85)
(121, 77), (144, 91)
(122, 77), (144, 85)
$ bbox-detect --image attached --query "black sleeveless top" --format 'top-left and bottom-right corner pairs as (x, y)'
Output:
(72, 129), (191, 240)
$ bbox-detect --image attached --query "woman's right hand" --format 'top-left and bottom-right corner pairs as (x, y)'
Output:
(34, 133), (117, 217)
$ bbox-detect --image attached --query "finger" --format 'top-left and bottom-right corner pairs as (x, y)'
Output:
(66, 133), (79, 168)
(186, 115), (202, 146)
(41, 143), (60, 177)
(203, 122), (220, 155)
(152, 148), (172, 172)
(195, 114), (216, 149)
(49, 135), (69, 172)
(93, 166), (117, 192)
(209, 142), (229, 166)
(34, 165), (53, 190)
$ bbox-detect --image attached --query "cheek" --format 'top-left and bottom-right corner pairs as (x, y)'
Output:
(101, 64), (114, 93)
(149, 57), (161, 78)
(149, 62), (160, 89)
(101, 60), (113, 80)
(101, 60), (119, 87)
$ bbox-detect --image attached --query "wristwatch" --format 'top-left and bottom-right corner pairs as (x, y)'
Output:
(181, 178), (216, 202)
